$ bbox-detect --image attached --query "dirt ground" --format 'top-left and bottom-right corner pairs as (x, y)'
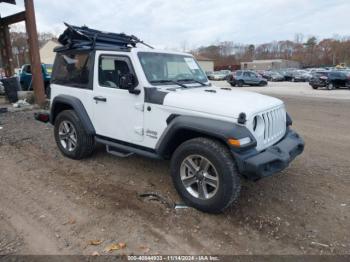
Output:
(0, 82), (349, 255)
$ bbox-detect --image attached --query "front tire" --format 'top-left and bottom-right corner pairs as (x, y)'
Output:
(170, 137), (241, 213)
(327, 82), (335, 90)
(54, 110), (95, 159)
(237, 80), (244, 87)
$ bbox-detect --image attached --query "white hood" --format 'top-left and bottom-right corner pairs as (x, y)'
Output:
(163, 86), (283, 119)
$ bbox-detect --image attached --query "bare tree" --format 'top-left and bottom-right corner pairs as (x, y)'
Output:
(193, 35), (350, 68)
(8, 25), (58, 67)
(294, 33), (304, 44)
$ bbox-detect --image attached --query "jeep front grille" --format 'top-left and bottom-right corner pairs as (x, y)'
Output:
(261, 106), (286, 145)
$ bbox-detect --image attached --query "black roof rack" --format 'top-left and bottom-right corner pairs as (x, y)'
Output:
(54, 23), (153, 52)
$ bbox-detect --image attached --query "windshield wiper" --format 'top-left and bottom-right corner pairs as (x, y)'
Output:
(177, 78), (209, 86)
(150, 79), (188, 88)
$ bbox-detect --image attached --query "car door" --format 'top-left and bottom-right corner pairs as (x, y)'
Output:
(338, 72), (347, 87)
(331, 72), (343, 87)
(243, 72), (251, 84)
(251, 72), (260, 84)
(93, 52), (144, 143)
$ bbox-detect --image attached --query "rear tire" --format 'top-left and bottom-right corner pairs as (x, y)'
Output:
(170, 137), (241, 213)
(54, 110), (95, 159)
(230, 82), (236, 87)
(237, 80), (244, 87)
(311, 85), (318, 90)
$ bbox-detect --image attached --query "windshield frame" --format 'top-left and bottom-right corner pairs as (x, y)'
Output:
(137, 51), (209, 87)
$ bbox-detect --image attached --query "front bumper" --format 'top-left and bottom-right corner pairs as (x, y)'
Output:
(233, 129), (304, 180)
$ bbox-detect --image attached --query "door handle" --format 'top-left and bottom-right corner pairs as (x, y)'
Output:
(93, 96), (107, 102)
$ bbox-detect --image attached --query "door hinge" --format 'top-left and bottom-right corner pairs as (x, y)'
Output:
(134, 127), (144, 136)
(135, 103), (144, 112)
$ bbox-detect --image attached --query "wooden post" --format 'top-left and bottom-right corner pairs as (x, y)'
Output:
(24, 0), (46, 106)
(0, 24), (15, 77)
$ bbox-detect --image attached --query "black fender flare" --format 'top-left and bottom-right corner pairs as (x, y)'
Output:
(156, 115), (256, 157)
(50, 95), (95, 135)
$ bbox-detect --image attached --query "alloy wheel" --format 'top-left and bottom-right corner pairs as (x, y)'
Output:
(58, 120), (78, 152)
(180, 155), (219, 200)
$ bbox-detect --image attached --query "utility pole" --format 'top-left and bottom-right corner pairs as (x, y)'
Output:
(24, 0), (46, 106)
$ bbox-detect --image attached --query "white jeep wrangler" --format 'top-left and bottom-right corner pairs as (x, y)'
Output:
(44, 25), (304, 213)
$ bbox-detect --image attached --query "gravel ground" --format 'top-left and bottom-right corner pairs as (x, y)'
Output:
(0, 82), (349, 255)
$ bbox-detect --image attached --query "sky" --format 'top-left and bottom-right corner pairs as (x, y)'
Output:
(1, 0), (349, 50)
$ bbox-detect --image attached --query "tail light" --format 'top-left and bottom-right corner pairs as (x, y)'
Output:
(34, 112), (50, 123)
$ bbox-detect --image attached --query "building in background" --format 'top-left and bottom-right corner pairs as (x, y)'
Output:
(194, 55), (214, 73)
(40, 40), (58, 65)
(241, 59), (300, 70)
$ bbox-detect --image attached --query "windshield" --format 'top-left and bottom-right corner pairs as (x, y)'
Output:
(138, 52), (208, 85)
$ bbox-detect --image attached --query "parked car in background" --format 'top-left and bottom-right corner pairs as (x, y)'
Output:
(270, 71), (285, 81)
(309, 71), (350, 90)
(208, 71), (228, 80)
(219, 70), (232, 80)
(206, 71), (214, 79)
(307, 68), (327, 74)
(20, 63), (52, 96)
(260, 71), (284, 81)
(283, 69), (296, 81)
(227, 70), (268, 87)
(291, 70), (312, 82)
(256, 70), (269, 79)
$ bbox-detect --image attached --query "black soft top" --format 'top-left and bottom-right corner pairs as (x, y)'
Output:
(54, 23), (153, 53)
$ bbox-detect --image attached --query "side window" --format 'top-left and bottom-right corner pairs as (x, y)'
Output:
(24, 65), (32, 74)
(99, 56), (133, 89)
(51, 52), (91, 88)
(243, 72), (250, 77)
(330, 72), (339, 78)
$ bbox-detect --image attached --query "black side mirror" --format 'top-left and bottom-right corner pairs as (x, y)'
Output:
(119, 73), (140, 94)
